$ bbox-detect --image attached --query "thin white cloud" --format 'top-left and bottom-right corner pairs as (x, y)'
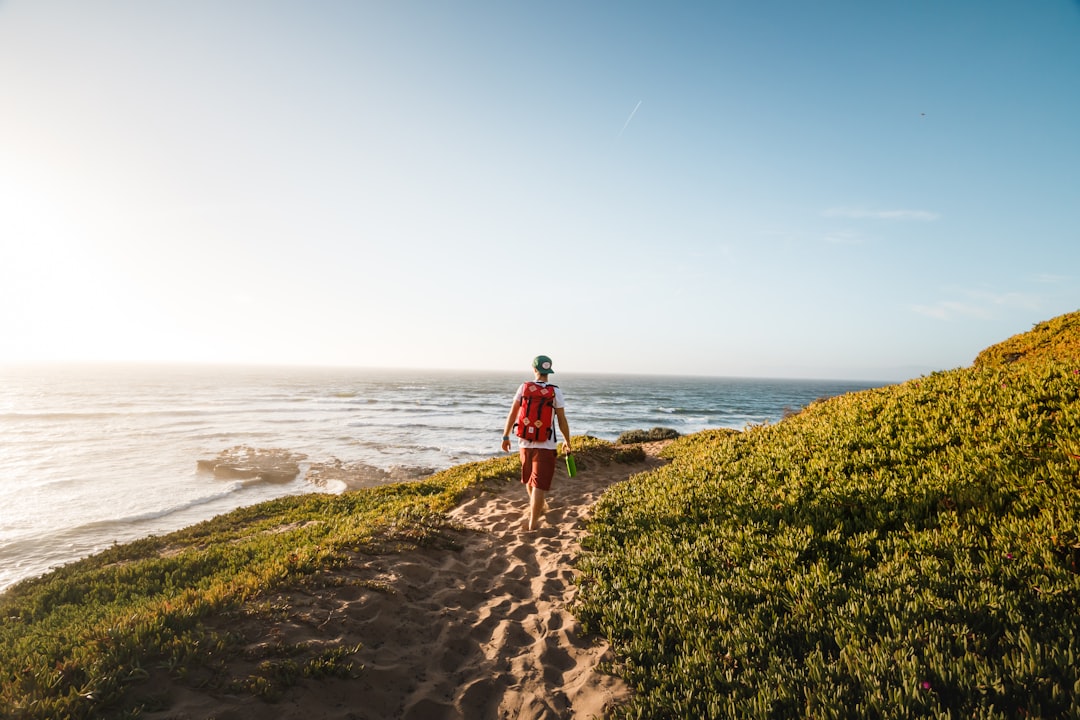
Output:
(911, 304), (948, 320)
(911, 301), (991, 321)
(823, 230), (863, 245)
(1029, 272), (1068, 284)
(618, 100), (643, 138)
(822, 207), (940, 221)
(967, 289), (1041, 311)
(911, 288), (1042, 321)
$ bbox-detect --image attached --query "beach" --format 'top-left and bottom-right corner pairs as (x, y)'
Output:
(135, 443), (670, 720)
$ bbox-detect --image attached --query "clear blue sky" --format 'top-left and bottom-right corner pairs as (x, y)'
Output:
(1, 1), (1077, 381)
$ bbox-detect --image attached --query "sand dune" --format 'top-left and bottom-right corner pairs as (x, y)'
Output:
(142, 447), (668, 720)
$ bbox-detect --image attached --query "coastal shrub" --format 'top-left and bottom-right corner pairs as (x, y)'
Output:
(575, 310), (1080, 719)
(617, 427), (681, 444)
(571, 434), (656, 470)
(613, 446), (647, 464)
(616, 429), (650, 444)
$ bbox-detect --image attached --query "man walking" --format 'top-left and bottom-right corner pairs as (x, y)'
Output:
(501, 355), (572, 530)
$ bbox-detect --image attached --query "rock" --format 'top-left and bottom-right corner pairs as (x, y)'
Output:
(197, 445), (307, 483)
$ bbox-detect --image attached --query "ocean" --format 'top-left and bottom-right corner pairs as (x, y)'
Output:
(0, 365), (886, 592)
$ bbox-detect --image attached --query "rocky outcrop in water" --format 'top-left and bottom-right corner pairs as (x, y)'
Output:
(197, 445), (307, 483)
(197, 446), (434, 490)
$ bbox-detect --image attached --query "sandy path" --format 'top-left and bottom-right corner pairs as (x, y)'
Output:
(145, 448), (667, 720)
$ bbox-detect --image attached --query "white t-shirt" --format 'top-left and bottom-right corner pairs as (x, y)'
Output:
(513, 381), (565, 450)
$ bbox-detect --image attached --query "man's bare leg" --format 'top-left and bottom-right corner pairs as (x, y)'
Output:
(526, 486), (547, 530)
(523, 486), (534, 529)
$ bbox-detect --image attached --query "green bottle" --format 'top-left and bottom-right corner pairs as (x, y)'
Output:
(565, 454), (577, 478)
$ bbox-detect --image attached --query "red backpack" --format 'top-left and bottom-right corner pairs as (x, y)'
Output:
(515, 382), (558, 442)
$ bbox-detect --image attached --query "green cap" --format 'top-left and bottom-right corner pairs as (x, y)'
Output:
(532, 355), (555, 375)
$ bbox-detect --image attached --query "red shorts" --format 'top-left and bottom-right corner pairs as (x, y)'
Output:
(519, 448), (557, 491)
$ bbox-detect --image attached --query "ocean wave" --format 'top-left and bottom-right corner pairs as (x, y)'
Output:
(192, 430), (279, 441)
(345, 437), (444, 453)
(0, 407), (273, 424)
(655, 406), (716, 416)
(346, 420), (451, 431)
(0, 487), (247, 591)
(78, 488), (246, 530)
(321, 397), (379, 404)
(0, 410), (130, 422)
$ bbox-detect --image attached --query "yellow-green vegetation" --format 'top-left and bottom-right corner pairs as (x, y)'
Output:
(576, 309), (1080, 719)
(0, 455), (522, 719)
(975, 311), (1080, 369)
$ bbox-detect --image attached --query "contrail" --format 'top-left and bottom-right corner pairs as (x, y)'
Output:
(618, 100), (642, 138)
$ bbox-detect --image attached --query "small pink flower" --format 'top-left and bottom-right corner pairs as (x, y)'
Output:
(1005, 553), (1014, 560)
(921, 681), (932, 691)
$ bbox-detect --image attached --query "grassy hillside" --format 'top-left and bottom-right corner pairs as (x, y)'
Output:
(0, 454), (522, 719)
(576, 310), (1080, 718)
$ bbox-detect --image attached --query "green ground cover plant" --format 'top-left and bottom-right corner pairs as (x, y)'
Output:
(575, 310), (1080, 718)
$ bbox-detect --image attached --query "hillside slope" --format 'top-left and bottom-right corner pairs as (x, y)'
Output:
(577, 310), (1080, 719)
(975, 310), (1080, 368)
